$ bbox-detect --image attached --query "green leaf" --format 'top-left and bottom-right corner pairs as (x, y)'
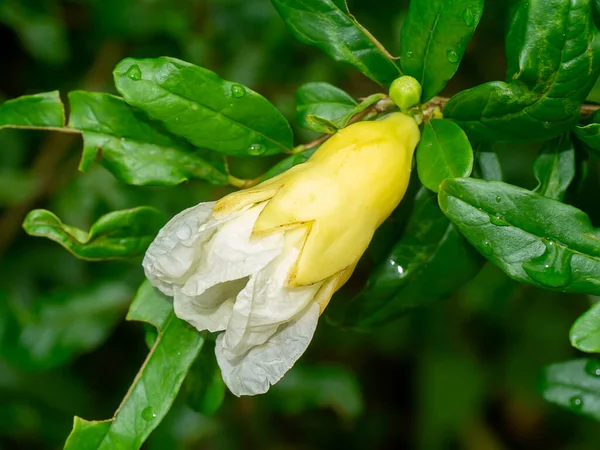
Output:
(68, 91), (228, 186)
(1, 282), (132, 370)
(271, 0), (401, 86)
(472, 143), (503, 181)
(416, 119), (474, 192)
(185, 350), (226, 416)
(533, 134), (575, 201)
(268, 364), (364, 422)
(23, 207), (166, 261)
(571, 302), (600, 352)
(64, 282), (205, 450)
(342, 187), (482, 329)
(262, 146), (318, 180)
(0, 91), (65, 129)
(439, 178), (600, 294)
(113, 57), (293, 156)
(400, 0), (484, 101)
(573, 111), (600, 157)
(445, 0), (600, 142)
(296, 82), (357, 133)
(541, 358), (600, 421)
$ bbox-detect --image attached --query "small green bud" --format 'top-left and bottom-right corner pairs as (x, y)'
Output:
(389, 76), (422, 111)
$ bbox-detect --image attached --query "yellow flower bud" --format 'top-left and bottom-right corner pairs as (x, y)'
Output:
(144, 112), (420, 396)
(215, 112), (420, 289)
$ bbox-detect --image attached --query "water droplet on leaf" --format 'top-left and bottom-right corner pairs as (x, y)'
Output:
(191, 104), (199, 111)
(388, 259), (406, 277)
(489, 214), (507, 227)
(463, 8), (475, 26)
(406, 51), (414, 58)
(481, 240), (493, 255)
(125, 64), (142, 81)
(569, 396), (584, 410)
(231, 84), (246, 98)
(584, 359), (600, 377)
(522, 240), (573, 288)
(447, 49), (459, 63)
(495, 196), (502, 203)
(248, 143), (266, 155)
(142, 406), (156, 421)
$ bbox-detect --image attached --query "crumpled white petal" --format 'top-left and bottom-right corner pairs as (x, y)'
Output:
(174, 203), (285, 332)
(215, 302), (320, 397)
(143, 201), (218, 296)
(144, 200), (326, 396)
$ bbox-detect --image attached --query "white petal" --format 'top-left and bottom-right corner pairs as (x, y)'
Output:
(173, 202), (286, 332)
(174, 278), (246, 332)
(143, 201), (219, 295)
(215, 302), (320, 396)
(220, 244), (321, 358)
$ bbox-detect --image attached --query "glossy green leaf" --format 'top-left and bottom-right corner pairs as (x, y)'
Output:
(69, 91), (228, 186)
(0, 91), (64, 129)
(343, 187), (482, 329)
(185, 350), (226, 416)
(0, 282), (132, 370)
(269, 365), (364, 421)
(541, 358), (600, 421)
(416, 119), (474, 192)
(262, 146), (318, 180)
(64, 282), (205, 450)
(445, 0), (600, 142)
(296, 82), (357, 132)
(23, 207), (166, 261)
(271, 0), (401, 86)
(571, 302), (600, 352)
(533, 134), (575, 201)
(472, 143), (503, 181)
(400, 0), (484, 101)
(113, 57), (293, 156)
(439, 178), (600, 294)
(573, 111), (600, 157)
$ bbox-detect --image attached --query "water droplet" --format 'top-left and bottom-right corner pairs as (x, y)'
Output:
(489, 214), (508, 227)
(142, 406), (157, 421)
(125, 64), (142, 81)
(481, 240), (493, 255)
(231, 84), (246, 98)
(447, 49), (459, 63)
(495, 196), (502, 203)
(406, 51), (414, 58)
(569, 396), (584, 410)
(248, 143), (266, 155)
(463, 8), (475, 26)
(584, 359), (600, 377)
(176, 224), (192, 240)
(191, 104), (199, 111)
(522, 240), (573, 288)
(388, 259), (406, 277)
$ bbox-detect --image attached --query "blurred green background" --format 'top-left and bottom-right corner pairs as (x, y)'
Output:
(1, 0), (599, 449)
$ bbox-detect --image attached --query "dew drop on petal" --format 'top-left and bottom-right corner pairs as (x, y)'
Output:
(176, 224), (192, 240)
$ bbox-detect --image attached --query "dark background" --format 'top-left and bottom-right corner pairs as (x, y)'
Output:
(1, 0), (598, 449)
